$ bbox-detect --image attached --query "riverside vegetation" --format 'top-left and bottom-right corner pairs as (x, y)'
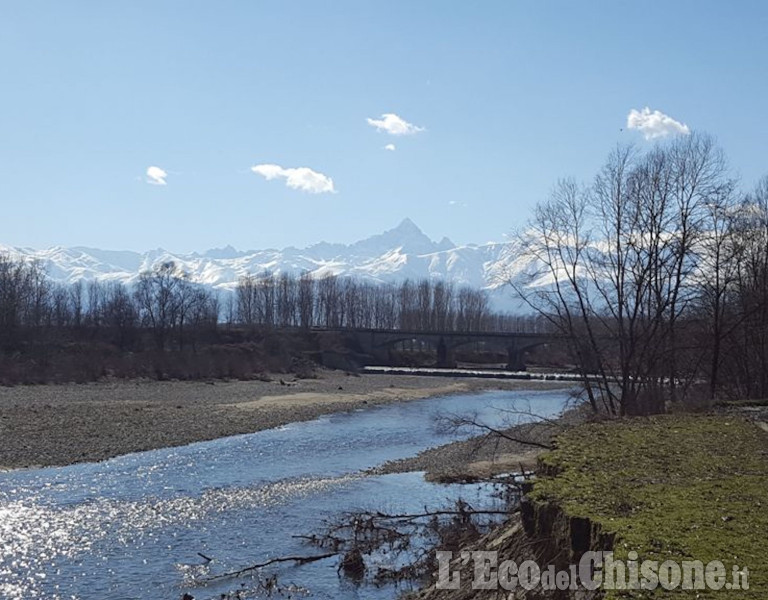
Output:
(0, 256), (540, 385)
(411, 134), (768, 598)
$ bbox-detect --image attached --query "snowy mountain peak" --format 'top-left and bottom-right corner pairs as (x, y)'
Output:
(351, 218), (441, 257)
(393, 217), (421, 234)
(0, 220), (523, 310)
(202, 245), (243, 260)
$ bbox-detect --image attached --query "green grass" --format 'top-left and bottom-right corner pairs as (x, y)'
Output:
(531, 415), (768, 598)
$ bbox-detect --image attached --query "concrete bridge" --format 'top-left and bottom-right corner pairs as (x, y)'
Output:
(322, 327), (561, 370)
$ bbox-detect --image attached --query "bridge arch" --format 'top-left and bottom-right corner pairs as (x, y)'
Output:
(335, 327), (562, 371)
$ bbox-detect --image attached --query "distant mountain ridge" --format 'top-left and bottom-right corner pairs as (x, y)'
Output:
(0, 219), (524, 310)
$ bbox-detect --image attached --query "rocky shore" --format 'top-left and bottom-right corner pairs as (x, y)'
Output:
(379, 402), (588, 482)
(0, 370), (566, 470)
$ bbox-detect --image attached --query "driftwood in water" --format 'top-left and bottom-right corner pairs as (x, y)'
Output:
(203, 551), (337, 582)
(197, 503), (513, 590)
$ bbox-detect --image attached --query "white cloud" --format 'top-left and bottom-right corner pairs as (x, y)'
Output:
(626, 107), (690, 140)
(384, 143), (396, 151)
(251, 164), (335, 194)
(366, 113), (424, 136)
(146, 165), (168, 186)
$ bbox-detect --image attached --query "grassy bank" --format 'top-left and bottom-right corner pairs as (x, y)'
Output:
(529, 414), (768, 597)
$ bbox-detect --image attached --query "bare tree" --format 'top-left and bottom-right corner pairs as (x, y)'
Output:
(511, 134), (733, 415)
(235, 274), (257, 327)
(723, 176), (768, 397)
(134, 262), (184, 350)
(102, 282), (138, 350)
(296, 271), (314, 328)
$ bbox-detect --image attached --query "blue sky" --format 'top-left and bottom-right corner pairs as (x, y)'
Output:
(1, 1), (767, 252)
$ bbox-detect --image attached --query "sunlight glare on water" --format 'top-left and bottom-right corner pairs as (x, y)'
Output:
(0, 475), (361, 598)
(0, 388), (570, 599)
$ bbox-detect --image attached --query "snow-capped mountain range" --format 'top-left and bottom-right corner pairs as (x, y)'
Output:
(0, 219), (523, 309)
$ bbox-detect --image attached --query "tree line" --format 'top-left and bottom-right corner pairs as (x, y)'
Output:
(0, 260), (220, 353)
(513, 132), (768, 415)
(0, 257), (538, 360)
(232, 271), (526, 333)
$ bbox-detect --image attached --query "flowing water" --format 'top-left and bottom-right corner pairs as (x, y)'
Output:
(0, 387), (571, 599)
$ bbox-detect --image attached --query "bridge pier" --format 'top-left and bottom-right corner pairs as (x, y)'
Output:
(506, 347), (526, 371)
(436, 337), (456, 368)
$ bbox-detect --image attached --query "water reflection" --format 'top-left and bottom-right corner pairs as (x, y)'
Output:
(0, 388), (569, 599)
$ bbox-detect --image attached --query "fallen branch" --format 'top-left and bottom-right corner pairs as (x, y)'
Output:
(494, 405), (568, 429)
(371, 508), (511, 520)
(203, 552), (337, 582)
(201, 504), (514, 588)
(453, 417), (554, 450)
(438, 409), (556, 451)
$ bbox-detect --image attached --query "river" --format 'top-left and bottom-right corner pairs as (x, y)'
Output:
(0, 387), (570, 599)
